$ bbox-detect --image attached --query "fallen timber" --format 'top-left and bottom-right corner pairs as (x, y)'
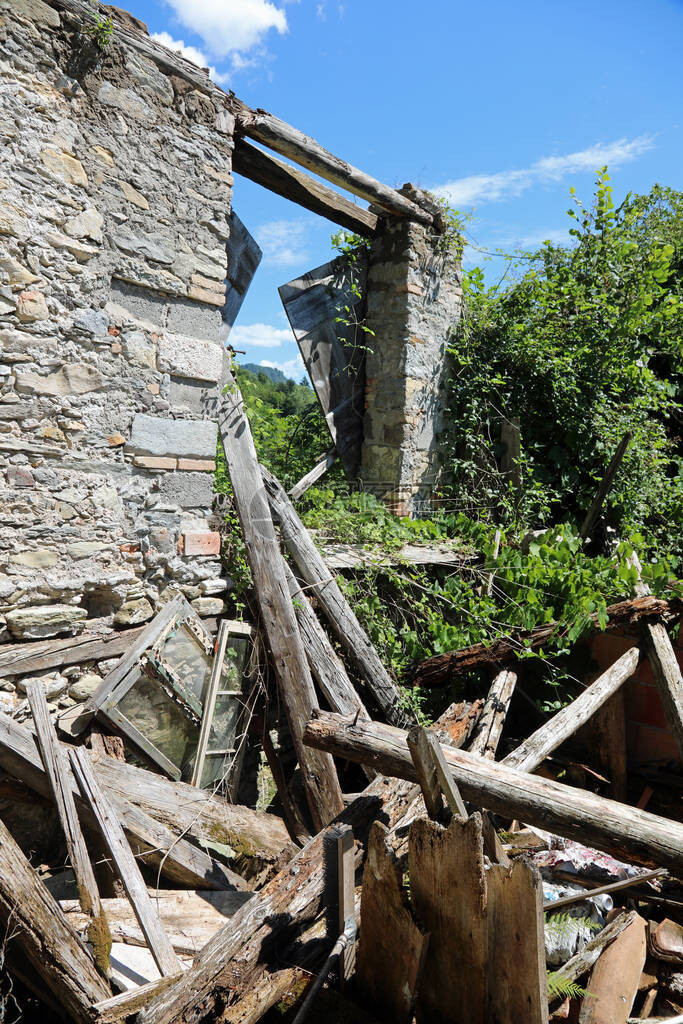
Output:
(0, 816), (111, 1023)
(303, 711), (683, 873)
(413, 594), (679, 687)
(0, 713), (251, 891)
(136, 776), (420, 1024)
(262, 465), (410, 727)
(630, 552), (683, 764)
(503, 645), (641, 773)
(219, 376), (343, 831)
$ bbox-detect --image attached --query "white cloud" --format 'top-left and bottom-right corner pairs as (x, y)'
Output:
(316, 2), (326, 19)
(260, 355), (306, 380)
(151, 32), (231, 85)
(164, 0), (287, 58)
(255, 218), (310, 267)
(434, 135), (655, 207)
(230, 322), (293, 349)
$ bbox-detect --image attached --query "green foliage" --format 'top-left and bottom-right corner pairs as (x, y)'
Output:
(331, 230), (375, 354)
(442, 174), (683, 563)
(215, 366), (336, 490)
(291, 495), (677, 702)
(545, 913), (600, 1001)
(87, 8), (114, 49)
(546, 972), (588, 1001)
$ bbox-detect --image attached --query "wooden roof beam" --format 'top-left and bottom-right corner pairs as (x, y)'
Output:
(233, 101), (434, 226)
(233, 138), (379, 237)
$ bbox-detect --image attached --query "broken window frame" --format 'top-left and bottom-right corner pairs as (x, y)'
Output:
(90, 595), (254, 787)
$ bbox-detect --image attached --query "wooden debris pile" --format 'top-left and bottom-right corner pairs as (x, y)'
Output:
(0, 374), (681, 1024)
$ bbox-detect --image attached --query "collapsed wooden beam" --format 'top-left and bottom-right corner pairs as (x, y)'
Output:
(0, 815), (111, 1022)
(90, 753), (291, 881)
(233, 101), (434, 225)
(303, 711), (683, 873)
(289, 448), (337, 502)
(284, 561), (370, 722)
(219, 377), (343, 831)
(136, 775), (419, 1024)
(262, 466), (409, 726)
(0, 713), (244, 891)
(70, 748), (181, 978)
(503, 646), (641, 773)
(412, 595), (678, 687)
(26, 683), (111, 976)
(233, 139), (379, 237)
(468, 669), (517, 759)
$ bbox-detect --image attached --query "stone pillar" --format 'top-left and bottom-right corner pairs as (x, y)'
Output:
(360, 219), (462, 516)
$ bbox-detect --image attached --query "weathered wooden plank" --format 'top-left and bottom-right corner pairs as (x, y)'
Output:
(289, 448), (337, 501)
(356, 821), (429, 1023)
(578, 913), (647, 1024)
(410, 814), (488, 1024)
(487, 859), (548, 1024)
(262, 466), (408, 726)
(136, 774), (420, 1024)
(234, 102), (433, 224)
(218, 376), (343, 831)
(303, 711), (683, 872)
(407, 726), (444, 820)
(284, 560), (369, 721)
(233, 139), (378, 236)
(319, 540), (472, 570)
(468, 669), (517, 759)
(91, 974), (183, 1024)
(26, 682), (111, 977)
(69, 748), (181, 978)
(0, 712), (241, 891)
(62, 889), (252, 956)
(0, 815), (111, 1022)
(580, 431), (632, 542)
(412, 595), (676, 687)
(88, 752), (290, 881)
(503, 646), (641, 773)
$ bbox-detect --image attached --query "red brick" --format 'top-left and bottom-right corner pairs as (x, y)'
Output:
(627, 722), (680, 765)
(590, 631), (639, 669)
(625, 679), (667, 730)
(181, 531), (220, 556)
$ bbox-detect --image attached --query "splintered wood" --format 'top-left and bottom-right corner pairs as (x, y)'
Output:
(357, 813), (547, 1024)
(410, 815), (489, 1023)
(357, 822), (428, 1023)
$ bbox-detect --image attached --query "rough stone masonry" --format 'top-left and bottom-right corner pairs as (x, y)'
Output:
(0, 0), (234, 715)
(0, 0), (462, 723)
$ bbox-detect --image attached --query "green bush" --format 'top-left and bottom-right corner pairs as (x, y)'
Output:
(441, 174), (683, 564)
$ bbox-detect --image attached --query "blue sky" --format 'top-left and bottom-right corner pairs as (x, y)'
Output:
(133, 0), (682, 379)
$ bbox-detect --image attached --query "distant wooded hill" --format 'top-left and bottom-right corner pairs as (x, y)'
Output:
(239, 363), (288, 383)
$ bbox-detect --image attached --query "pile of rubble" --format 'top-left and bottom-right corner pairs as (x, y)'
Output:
(0, 374), (682, 1024)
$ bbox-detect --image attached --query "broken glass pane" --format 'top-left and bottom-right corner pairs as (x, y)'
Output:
(118, 667), (199, 774)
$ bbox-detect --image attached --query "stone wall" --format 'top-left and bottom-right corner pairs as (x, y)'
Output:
(360, 216), (462, 516)
(0, 0), (234, 714)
